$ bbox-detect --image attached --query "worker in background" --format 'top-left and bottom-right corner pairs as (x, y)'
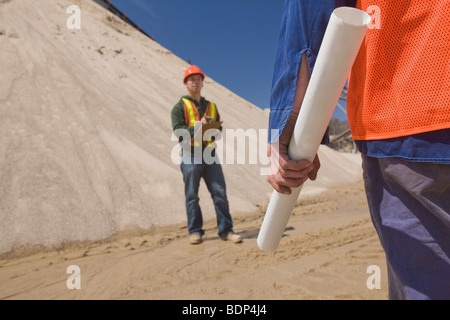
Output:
(171, 65), (242, 245)
(267, 0), (450, 299)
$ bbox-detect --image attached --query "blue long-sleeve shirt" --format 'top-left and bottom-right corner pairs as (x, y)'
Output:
(269, 0), (450, 164)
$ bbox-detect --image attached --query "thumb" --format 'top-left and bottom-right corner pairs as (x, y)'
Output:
(308, 154), (320, 181)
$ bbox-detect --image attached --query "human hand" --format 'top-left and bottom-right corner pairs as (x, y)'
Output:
(201, 116), (214, 124)
(266, 141), (320, 195)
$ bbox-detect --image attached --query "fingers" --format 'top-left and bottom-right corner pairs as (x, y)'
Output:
(267, 151), (320, 195)
(277, 163), (314, 179)
(308, 154), (321, 181)
(267, 178), (293, 195)
(278, 154), (313, 173)
(267, 173), (309, 194)
(267, 162), (313, 195)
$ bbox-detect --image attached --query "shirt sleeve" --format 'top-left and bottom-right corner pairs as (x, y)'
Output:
(171, 99), (194, 138)
(268, 0), (356, 143)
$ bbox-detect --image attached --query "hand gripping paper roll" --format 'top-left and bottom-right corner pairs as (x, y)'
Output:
(257, 7), (371, 252)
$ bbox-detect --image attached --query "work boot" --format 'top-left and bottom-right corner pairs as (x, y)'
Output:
(222, 233), (242, 244)
(189, 233), (202, 245)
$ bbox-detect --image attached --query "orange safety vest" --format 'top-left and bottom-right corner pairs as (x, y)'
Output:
(348, 0), (450, 140)
(182, 98), (218, 146)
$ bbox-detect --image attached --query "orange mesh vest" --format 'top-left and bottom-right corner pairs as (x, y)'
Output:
(182, 98), (217, 146)
(348, 0), (450, 140)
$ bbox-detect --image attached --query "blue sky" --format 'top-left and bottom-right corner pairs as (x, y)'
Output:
(108, 0), (347, 120)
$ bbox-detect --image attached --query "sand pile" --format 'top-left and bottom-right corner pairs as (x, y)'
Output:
(0, 0), (265, 254)
(0, 0), (362, 255)
(0, 0), (388, 301)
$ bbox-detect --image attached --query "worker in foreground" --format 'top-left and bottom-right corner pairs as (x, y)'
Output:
(171, 65), (242, 245)
(267, 1), (449, 299)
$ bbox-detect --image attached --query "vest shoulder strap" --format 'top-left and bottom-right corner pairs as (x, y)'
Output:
(182, 98), (199, 127)
(207, 102), (217, 120)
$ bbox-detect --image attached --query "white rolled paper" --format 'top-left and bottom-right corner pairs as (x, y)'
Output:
(258, 7), (371, 252)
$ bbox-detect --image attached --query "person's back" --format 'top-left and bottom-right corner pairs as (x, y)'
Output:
(266, 0), (450, 299)
(348, 0), (450, 140)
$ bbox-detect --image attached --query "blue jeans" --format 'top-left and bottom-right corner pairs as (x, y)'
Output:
(362, 154), (450, 300)
(180, 158), (234, 238)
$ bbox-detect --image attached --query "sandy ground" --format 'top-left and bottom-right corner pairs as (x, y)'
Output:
(0, 180), (388, 300)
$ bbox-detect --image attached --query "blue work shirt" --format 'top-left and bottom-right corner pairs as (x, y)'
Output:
(269, 0), (450, 164)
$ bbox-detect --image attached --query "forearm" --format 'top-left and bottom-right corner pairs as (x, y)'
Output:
(172, 103), (194, 138)
(267, 54), (320, 194)
(280, 54), (310, 147)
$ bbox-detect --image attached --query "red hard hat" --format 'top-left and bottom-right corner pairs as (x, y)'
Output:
(183, 65), (205, 83)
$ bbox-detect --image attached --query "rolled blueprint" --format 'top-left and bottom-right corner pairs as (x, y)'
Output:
(258, 7), (371, 252)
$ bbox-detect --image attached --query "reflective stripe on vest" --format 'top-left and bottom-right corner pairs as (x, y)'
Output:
(181, 98), (218, 146)
(210, 103), (216, 119)
(182, 98), (198, 127)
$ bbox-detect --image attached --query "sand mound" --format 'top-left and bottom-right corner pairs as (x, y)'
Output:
(0, 0), (362, 257)
(0, 0), (388, 300)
